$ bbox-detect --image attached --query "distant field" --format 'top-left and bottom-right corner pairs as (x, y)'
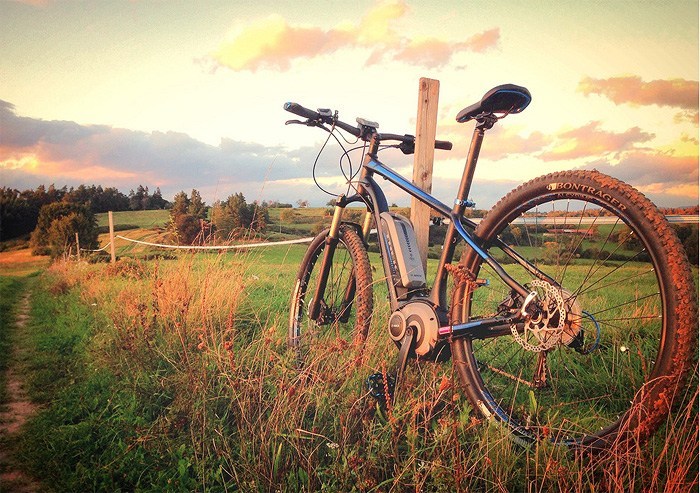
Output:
(0, 249), (50, 276)
(95, 210), (170, 229)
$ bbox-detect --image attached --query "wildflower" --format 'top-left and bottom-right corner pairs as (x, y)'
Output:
(438, 375), (451, 393)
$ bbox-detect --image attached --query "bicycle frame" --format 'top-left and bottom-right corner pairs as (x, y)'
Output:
(314, 121), (550, 342)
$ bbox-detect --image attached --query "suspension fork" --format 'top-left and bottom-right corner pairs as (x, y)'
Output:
(336, 210), (373, 323)
(308, 197), (345, 322)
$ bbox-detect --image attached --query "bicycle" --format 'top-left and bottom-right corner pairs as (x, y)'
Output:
(283, 84), (697, 450)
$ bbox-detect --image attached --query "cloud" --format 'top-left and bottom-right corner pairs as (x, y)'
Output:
(211, 14), (353, 72)
(539, 121), (654, 161)
(575, 151), (698, 206)
(674, 110), (699, 125)
(578, 76), (699, 122)
(380, 28), (500, 68)
(209, 1), (499, 72)
(0, 99), (320, 203)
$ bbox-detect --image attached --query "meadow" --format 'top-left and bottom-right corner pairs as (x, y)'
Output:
(0, 247), (696, 492)
(0, 209), (697, 492)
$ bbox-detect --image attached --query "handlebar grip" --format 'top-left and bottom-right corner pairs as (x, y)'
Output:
(284, 102), (321, 121)
(435, 139), (453, 151)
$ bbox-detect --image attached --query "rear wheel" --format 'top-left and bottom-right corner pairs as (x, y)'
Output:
(450, 170), (697, 449)
(289, 224), (373, 360)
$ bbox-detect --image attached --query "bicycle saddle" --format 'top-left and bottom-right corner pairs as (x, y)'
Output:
(456, 84), (531, 123)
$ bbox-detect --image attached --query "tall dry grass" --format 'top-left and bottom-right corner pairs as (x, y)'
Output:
(24, 255), (699, 491)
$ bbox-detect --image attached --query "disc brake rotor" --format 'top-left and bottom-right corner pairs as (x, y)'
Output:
(511, 280), (567, 352)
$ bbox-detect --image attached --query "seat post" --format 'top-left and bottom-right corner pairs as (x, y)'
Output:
(453, 119), (492, 215)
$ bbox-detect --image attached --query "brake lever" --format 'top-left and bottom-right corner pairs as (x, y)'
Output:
(285, 119), (324, 128)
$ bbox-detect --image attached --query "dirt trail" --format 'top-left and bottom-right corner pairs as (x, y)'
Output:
(0, 290), (40, 493)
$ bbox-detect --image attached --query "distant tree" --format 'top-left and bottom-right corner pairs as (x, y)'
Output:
(296, 199), (309, 208)
(129, 185), (151, 210)
(170, 191), (190, 218)
(212, 192), (267, 240)
(30, 202), (98, 258)
(168, 190), (209, 245)
(99, 186), (130, 212)
(0, 185), (87, 241)
(64, 184), (92, 206)
(173, 214), (205, 245)
(250, 202), (269, 233)
(264, 200), (293, 208)
(673, 224), (699, 265)
(188, 189), (207, 219)
(151, 187), (169, 209)
(1, 187), (39, 240)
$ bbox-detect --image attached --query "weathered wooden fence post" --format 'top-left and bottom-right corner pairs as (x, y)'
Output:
(410, 77), (440, 272)
(75, 232), (80, 261)
(108, 211), (116, 263)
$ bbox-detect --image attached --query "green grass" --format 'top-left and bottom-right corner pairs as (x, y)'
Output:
(95, 209), (170, 229)
(2, 246), (697, 491)
(0, 277), (25, 408)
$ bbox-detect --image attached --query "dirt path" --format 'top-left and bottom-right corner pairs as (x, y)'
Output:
(0, 290), (41, 493)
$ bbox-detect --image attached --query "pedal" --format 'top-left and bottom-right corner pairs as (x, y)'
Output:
(368, 326), (414, 406)
(367, 372), (395, 404)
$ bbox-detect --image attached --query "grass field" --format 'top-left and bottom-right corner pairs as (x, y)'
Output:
(0, 207), (697, 491)
(0, 250), (50, 277)
(0, 244), (696, 492)
(95, 209), (170, 229)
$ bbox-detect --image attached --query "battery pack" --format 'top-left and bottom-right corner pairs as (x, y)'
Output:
(379, 212), (426, 289)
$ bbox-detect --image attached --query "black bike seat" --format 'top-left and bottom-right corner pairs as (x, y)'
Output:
(456, 84), (531, 123)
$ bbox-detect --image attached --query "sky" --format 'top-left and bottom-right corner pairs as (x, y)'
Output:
(1, 0), (698, 209)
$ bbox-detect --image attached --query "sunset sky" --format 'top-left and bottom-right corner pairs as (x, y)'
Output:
(1, 0), (698, 208)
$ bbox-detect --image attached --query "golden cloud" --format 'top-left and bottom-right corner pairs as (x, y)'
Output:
(213, 15), (353, 71)
(540, 121), (655, 161)
(578, 76), (699, 112)
(384, 28), (500, 68)
(210, 1), (499, 71)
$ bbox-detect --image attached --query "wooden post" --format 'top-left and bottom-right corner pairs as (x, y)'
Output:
(410, 78), (440, 272)
(108, 211), (116, 263)
(75, 232), (80, 261)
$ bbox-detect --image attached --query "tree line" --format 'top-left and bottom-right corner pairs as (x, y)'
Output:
(0, 182), (276, 257)
(0, 184), (170, 241)
(169, 190), (269, 245)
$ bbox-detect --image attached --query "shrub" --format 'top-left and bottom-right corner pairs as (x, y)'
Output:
(30, 202), (98, 258)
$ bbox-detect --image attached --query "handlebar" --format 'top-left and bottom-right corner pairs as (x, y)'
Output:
(284, 102), (452, 152)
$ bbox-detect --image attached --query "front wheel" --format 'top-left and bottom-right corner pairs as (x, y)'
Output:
(450, 170), (697, 449)
(289, 224), (373, 359)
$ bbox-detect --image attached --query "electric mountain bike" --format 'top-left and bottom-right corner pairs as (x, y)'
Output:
(283, 84), (697, 450)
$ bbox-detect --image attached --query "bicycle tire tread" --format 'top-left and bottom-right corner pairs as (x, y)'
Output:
(451, 169), (697, 448)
